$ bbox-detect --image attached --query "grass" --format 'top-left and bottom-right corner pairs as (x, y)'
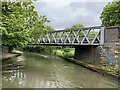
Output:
(99, 65), (120, 75)
(53, 48), (74, 58)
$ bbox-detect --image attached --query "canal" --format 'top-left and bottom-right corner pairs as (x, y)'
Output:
(2, 52), (118, 88)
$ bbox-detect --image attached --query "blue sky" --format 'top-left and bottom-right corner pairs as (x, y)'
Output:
(33, 0), (112, 29)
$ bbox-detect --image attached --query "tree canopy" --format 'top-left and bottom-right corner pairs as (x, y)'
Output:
(65, 24), (84, 30)
(100, 0), (120, 27)
(1, 1), (54, 48)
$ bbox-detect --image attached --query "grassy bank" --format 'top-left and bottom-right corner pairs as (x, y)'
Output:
(53, 48), (74, 58)
(99, 65), (120, 75)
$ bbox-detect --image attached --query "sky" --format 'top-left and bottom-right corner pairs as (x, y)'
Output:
(33, 0), (112, 30)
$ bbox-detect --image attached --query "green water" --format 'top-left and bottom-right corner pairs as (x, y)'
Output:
(2, 52), (118, 88)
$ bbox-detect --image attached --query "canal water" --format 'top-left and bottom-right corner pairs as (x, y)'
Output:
(2, 52), (118, 88)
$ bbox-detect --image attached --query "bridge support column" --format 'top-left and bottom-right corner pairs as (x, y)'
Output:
(74, 46), (101, 64)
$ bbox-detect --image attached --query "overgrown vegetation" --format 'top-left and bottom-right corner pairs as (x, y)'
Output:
(23, 45), (54, 54)
(1, 1), (54, 52)
(99, 65), (120, 75)
(54, 48), (74, 58)
(100, 0), (120, 27)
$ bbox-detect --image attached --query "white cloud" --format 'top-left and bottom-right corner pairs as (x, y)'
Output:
(34, 1), (112, 29)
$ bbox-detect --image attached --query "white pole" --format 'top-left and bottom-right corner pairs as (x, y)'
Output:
(100, 27), (105, 45)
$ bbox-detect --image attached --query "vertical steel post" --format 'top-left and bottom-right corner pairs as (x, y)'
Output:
(100, 27), (105, 45)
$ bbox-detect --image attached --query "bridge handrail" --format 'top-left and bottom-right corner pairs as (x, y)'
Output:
(46, 26), (103, 33)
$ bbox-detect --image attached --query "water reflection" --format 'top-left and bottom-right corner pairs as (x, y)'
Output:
(3, 70), (26, 88)
(2, 52), (118, 88)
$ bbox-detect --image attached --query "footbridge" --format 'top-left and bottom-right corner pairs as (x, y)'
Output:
(38, 26), (104, 46)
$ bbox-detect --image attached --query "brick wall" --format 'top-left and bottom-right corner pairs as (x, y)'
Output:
(100, 42), (120, 65)
(104, 27), (119, 42)
(100, 27), (120, 65)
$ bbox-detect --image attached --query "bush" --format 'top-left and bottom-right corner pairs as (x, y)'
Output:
(114, 65), (120, 74)
(54, 48), (74, 58)
(22, 45), (54, 54)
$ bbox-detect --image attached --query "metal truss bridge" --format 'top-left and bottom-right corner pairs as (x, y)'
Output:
(38, 26), (104, 46)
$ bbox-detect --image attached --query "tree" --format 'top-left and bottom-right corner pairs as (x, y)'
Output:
(1, 1), (51, 52)
(65, 24), (84, 30)
(100, 0), (120, 27)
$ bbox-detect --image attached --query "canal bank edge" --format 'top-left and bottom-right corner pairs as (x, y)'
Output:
(2, 50), (23, 61)
(59, 56), (119, 79)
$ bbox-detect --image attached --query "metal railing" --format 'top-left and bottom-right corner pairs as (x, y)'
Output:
(38, 26), (104, 46)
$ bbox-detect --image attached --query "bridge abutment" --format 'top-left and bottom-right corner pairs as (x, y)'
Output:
(74, 46), (101, 64)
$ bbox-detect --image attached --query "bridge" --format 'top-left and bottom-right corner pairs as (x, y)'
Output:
(37, 26), (119, 65)
(38, 26), (104, 46)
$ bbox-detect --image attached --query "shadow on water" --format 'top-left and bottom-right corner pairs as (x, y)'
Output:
(2, 52), (118, 88)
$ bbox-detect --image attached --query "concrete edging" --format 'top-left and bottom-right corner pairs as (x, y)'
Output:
(2, 51), (23, 61)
